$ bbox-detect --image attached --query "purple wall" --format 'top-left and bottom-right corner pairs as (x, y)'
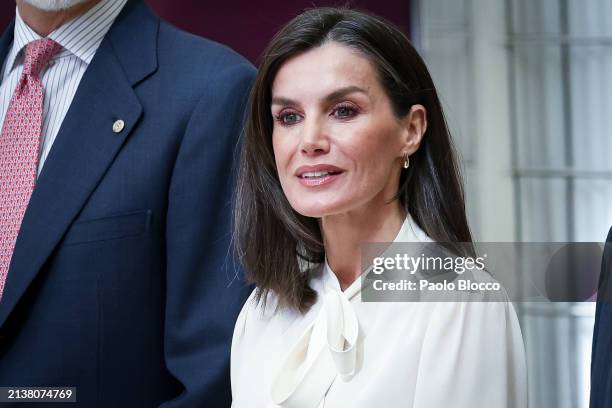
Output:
(146, 1), (410, 63)
(0, 1), (410, 64)
(0, 4), (13, 35)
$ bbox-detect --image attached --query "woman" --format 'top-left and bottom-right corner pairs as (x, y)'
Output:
(231, 7), (526, 408)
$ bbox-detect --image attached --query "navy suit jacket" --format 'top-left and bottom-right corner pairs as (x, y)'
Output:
(591, 227), (612, 408)
(0, 1), (255, 406)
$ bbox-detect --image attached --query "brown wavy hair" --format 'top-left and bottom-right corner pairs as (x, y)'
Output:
(234, 7), (473, 312)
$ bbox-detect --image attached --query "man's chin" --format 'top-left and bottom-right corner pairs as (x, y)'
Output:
(23, 0), (92, 12)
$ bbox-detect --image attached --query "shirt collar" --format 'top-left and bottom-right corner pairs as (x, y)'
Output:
(322, 214), (432, 297)
(3, 0), (127, 76)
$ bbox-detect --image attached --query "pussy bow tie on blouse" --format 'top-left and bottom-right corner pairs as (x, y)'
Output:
(270, 282), (361, 408)
(268, 219), (423, 407)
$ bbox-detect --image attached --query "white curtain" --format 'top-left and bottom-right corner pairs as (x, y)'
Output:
(413, 0), (612, 406)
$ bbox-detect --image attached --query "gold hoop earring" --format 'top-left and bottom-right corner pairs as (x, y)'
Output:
(403, 154), (410, 169)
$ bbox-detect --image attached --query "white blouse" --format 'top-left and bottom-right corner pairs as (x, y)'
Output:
(231, 216), (527, 408)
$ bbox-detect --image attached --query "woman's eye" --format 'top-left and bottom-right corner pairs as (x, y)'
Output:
(276, 111), (302, 125)
(333, 105), (358, 118)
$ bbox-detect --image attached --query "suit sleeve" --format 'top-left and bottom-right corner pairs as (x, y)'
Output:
(590, 226), (612, 408)
(160, 62), (256, 407)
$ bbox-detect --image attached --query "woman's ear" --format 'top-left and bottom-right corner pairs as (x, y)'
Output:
(400, 104), (427, 156)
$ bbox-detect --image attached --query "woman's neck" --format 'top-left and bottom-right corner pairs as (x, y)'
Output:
(321, 201), (406, 291)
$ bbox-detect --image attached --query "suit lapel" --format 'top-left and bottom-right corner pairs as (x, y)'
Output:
(0, 0), (159, 328)
(0, 20), (14, 64)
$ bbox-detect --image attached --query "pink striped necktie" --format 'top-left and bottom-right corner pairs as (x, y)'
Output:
(0, 38), (61, 300)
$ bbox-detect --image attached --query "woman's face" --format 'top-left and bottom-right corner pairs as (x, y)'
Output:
(271, 41), (424, 218)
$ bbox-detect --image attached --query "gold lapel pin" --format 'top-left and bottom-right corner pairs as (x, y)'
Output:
(112, 119), (125, 133)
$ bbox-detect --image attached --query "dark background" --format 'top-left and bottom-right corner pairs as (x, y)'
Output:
(0, 0), (411, 64)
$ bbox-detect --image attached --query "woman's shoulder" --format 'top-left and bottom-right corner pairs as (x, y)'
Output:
(233, 265), (326, 341)
(233, 288), (282, 338)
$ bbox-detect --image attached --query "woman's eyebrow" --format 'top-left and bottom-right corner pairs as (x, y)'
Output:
(324, 86), (368, 102)
(271, 86), (368, 107)
(271, 96), (298, 106)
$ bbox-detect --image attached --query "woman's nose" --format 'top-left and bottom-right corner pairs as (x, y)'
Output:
(299, 118), (330, 155)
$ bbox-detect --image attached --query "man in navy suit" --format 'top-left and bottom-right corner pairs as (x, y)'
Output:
(591, 227), (612, 407)
(0, 0), (254, 406)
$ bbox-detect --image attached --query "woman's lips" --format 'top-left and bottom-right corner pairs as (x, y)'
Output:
(294, 164), (345, 187)
(297, 169), (344, 187)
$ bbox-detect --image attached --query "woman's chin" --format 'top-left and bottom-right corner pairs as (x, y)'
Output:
(290, 201), (349, 219)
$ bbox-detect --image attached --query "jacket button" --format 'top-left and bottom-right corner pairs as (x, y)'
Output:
(112, 119), (125, 133)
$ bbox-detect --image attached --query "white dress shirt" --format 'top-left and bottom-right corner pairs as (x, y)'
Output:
(231, 216), (527, 407)
(0, 0), (127, 176)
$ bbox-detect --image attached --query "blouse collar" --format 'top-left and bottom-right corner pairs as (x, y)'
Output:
(321, 214), (431, 299)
